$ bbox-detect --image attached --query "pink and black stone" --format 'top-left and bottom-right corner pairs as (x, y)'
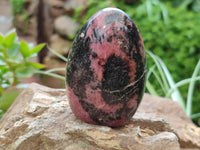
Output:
(66, 7), (146, 127)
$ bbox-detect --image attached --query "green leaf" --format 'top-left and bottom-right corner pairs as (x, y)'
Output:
(166, 76), (200, 97)
(7, 43), (20, 56)
(146, 0), (152, 18)
(0, 34), (4, 44)
(25, 53), (37, 60)
(7, 55), (22, 64)
(158, 56), (185, 110)
(0, 90), (21, 110)
(152, 69), (166, 94)
(0, 35), (3, 50)
(192, 0), (200, 12)
(186, 60), (200, 117)
(0, 65), (9, 74)
(147, 51), (170, 92)
(15, 66), (34, 78)
(5, 29), (16, 36)
(1, 83), (10, 89)
(31, 43), (45, 54)
(3, 33), (16, 48)
(0, 109), (5, 119)
(27, 62), (45, 69)
(146, 80), (159, 96)
(0, 55), (6, 65)
(20, 41), (30, 58)
(3, 71), (14, 85)
(28, 43), (34, 50)
(191, 113), (200, 119)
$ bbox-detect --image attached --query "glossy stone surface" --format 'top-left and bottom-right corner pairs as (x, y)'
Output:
(66, 7), (146, 127)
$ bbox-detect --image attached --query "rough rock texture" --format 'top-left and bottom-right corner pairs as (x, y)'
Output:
(0, 83), (199, 150)
(54, 15), (79, 39)
(138, 95), (200, 149)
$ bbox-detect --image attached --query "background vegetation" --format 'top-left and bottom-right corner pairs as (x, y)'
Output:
(10, 0), (28, 33)
(75, 0), (200, 125)
(0, 30), (45, 118)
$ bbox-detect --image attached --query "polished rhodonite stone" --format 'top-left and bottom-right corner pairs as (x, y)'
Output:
(66, 7), (146, 127)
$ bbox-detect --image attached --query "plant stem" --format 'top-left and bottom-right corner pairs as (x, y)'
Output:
(47, 45), (68, 63)
(35, 70), (65, 81)
(45, 68), (66, 73)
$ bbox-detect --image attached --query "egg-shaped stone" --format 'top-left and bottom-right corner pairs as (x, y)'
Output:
(66, 7), (146, 127)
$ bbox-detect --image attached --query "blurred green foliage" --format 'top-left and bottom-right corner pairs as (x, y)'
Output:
(0, 30), (68, 119)
(10, 0), (29, 33)
(0, 30), (45, 115)
(10, 0), (25, 14)
(74, 0), (200, 125)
